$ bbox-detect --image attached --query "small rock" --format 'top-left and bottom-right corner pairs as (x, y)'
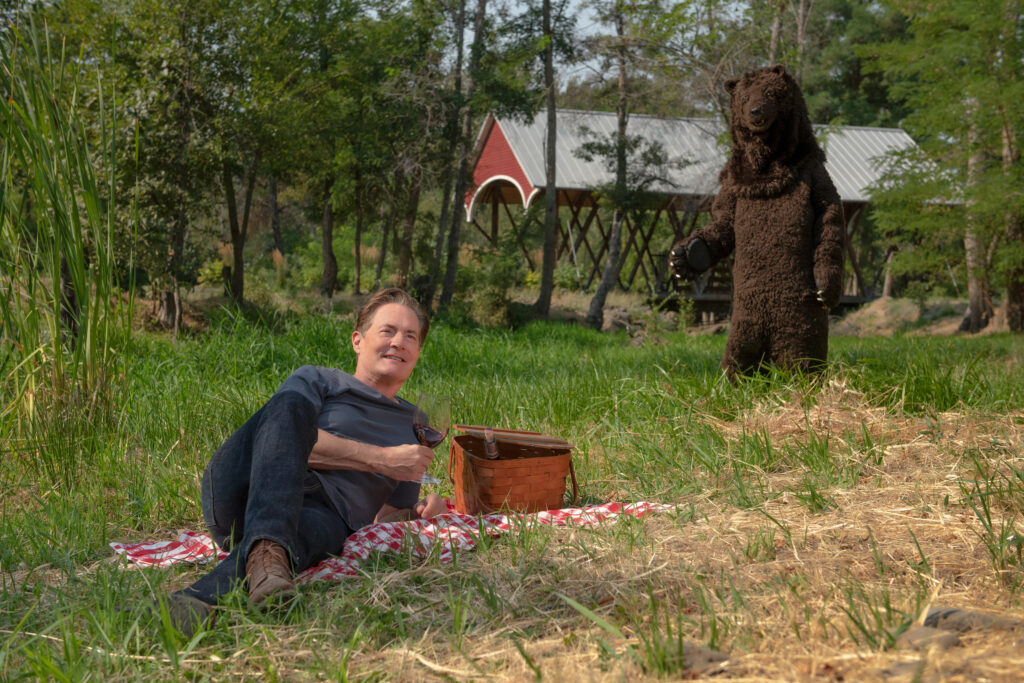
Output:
(893, 625), (959, 651)
(601, 307), (631, 333)
(691, 321), (728, 335)
(680, 642), (728, 675)
(924, 606), (1023, 633)
(880, 660), (925, 679)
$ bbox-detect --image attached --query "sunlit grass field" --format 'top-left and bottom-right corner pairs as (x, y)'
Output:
(2, 312), (1023, 680)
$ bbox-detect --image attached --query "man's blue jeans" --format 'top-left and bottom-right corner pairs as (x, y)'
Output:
(181, 390), (354, 605)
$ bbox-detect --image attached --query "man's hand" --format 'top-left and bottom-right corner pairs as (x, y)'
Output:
(374, 494), (447, 524)
(414, 494), (447, 520)
(375, 443), (435, 482)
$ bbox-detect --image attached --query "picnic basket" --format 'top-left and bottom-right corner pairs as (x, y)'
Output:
(447, 425), (577, 515)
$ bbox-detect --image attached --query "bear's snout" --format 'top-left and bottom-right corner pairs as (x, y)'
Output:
(745, 99), (776, 132)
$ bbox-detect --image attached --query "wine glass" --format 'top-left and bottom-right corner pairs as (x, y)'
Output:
(413, 393), (450, 485)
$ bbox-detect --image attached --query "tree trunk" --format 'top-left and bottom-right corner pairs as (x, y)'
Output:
(440, 0), (488, 309)
(222, 162), (240, 303)
(236, 166), (257, 300)
(423, 2), (465, 311)
(320, 176), (338, 299)
(375, 199), (399, 290)
(159, 201), (188, 334)
(585, 209), (626, 329)
(269, 174), (283, 254)
(156, 288), (181, 336)
(425, 165), (454, 307)
(881, 248), (896, 298)
(586, 7), (628, 330)
(768, 1), (784, 63)
(962, 113), (993, 332)
(793, 0), (812, 85)
(1003, 116), (1023, 332)
(396, 166), (423, 289)
(222, 160), (258, 305)
(533, 0), (558, 317)
(352, 168), (363, 294)
(1007, 215), (1024, 332)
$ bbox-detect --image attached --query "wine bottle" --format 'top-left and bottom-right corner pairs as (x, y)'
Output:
(483, 427), (499, 459)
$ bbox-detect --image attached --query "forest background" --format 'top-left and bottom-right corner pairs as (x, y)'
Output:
(3, 0), (1022, 338)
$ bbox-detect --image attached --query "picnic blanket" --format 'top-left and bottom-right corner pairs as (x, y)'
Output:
(111, 501), (676, 582)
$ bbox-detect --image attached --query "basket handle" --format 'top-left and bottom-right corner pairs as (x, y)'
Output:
(568, 459), (578, 504)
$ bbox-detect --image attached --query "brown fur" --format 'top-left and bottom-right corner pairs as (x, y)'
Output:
(673, 65), (845, 378)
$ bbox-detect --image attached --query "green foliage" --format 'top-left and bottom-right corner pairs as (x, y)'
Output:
(290, 234), (352, 293)
(0, 18), (130, 435)
(795, 0), (913, 128)
(554, 260), (584, 290)
(841, 579), (922, 650)
(959, 453), (1024, 595)
(463, 232), (526, 327)
(862, 0), (1024, 301)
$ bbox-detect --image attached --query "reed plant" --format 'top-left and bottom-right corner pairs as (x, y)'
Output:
(0, 18), (130, 443)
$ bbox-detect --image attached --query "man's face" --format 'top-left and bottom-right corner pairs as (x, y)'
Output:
(351, 303), (422, 394)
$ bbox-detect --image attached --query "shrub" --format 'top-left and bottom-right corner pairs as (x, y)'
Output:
(465, 233), (524, 327)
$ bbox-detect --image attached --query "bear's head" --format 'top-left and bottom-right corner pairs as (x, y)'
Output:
(722, 64), (824, 190)
(726, 64), (795, 135)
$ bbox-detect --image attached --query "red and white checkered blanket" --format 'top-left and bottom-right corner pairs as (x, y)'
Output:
(110, 501), (676, 582)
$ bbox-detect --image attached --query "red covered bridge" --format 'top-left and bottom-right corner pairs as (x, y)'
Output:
(465, 109), (917, 311)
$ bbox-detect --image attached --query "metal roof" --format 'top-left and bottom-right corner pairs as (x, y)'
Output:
(488, 109), (917, 206)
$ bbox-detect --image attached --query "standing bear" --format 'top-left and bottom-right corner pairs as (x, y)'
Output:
(671, 64), (845, 378)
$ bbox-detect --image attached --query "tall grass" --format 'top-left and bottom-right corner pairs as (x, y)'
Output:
(0, 18), (129, 440)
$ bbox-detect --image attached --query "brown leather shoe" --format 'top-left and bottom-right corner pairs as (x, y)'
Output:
(246, 539), (295, 605)
(165, 593), (215, 638)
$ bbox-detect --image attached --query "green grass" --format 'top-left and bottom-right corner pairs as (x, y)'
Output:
(2, 315), (1024, 680)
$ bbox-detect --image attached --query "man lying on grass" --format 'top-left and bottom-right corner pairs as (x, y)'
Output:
(166, 288), (447, 635)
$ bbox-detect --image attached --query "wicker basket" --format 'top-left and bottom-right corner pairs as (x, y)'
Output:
(447, 427), (577, 515)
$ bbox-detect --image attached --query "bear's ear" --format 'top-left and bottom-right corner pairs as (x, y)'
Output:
(770, 64), (787, 76)
(725, 78), (739, 94)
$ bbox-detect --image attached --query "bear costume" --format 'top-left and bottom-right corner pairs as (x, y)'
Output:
(670, 64), (845, 378)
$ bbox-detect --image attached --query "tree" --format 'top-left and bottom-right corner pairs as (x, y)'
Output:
(289, 0), (361, 299)
(45, 0), (279, 317)
(430, 0), (537, 311)
(502, 0), (578, 316)
(797, 0), (911, 128)
(439, 0), (490, 310)
(111, 0), (223, 331)
(579, 1), (670, 329)
(536, 0), (560, 316)
(368, 0), (449, 292)
(216, 0), (317, 305)
(864, 0), (1024, 332)
(650, 0), (767, 118)
(421, 1), (468, 311)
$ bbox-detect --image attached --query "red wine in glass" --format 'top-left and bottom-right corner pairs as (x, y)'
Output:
(413, 393), (450, 484)
(413, 424), (446, 448)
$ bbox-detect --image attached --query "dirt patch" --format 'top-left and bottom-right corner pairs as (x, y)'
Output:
(832, 297), (921, 336)
(833, 296), (1016, 338)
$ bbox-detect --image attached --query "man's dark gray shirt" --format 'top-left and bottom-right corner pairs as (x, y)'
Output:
(278, 365), (420, 530)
